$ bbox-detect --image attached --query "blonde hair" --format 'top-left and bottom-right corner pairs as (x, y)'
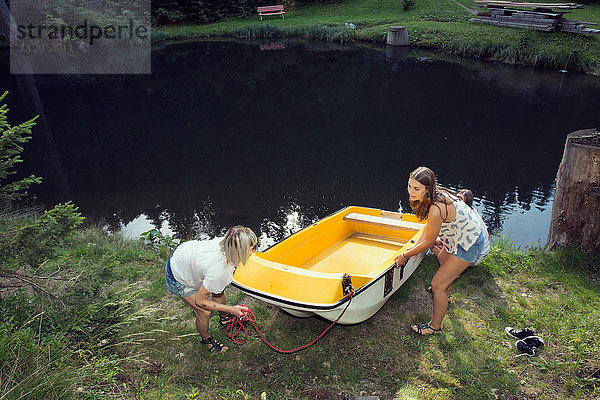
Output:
(219, 226), (257, 267)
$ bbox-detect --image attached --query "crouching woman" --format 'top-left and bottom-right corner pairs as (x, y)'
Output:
(165, 226), (256, 353)
(395, 167), (489, 335)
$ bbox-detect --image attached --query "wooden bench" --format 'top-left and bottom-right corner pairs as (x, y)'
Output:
(257, 5), (285, 20)
(343, 213), (423, 232)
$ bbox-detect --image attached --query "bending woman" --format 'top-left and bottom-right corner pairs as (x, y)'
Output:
(165, 226), (256, 353)
(395, 167), (489, 335)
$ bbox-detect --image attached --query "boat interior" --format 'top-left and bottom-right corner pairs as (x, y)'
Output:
(233, 207), (425, 305)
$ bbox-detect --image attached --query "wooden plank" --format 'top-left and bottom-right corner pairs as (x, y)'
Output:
(473, 15), (552, 23)
(380, 210), (404, 220)
(475, 0), (583, 10)
(558, 26), (600, 33)
(487, 7), (562, 17)
(560, 20), (598, 25)
(495, 21), (555, 30)
(489, 13), (556, 21)
(470, 18), (556, 30)
(343, 213), (423, 232)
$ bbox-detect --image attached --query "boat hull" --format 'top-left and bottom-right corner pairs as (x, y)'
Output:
(233, 251), (424, 324)
(233, 206), (427, 324)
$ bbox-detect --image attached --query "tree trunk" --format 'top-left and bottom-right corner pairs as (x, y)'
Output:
(547, 129), (600, 255)
(0, 0), (15, 46)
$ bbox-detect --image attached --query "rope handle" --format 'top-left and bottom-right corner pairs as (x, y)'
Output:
(225, 291), (354, 354)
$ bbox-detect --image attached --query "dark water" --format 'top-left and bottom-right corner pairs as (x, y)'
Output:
(4, 39), (600, 246)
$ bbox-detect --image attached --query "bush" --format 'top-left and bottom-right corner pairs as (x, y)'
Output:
(15, 202), (85, 264)
(154, 7), (185, 24)
(403, 0), (416, 11)
(152, 0), (278, 25)
(0, 91), (41, 206)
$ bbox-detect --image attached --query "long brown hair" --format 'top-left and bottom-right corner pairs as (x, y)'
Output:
(409, 166), (455, 221)
(457, 189), (474, 209)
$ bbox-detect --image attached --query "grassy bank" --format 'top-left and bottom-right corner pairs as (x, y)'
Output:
(1, 209), (599, 399)
(153, 0), (600, 74)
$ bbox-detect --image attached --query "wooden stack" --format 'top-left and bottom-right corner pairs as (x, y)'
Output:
(557, 18), (600, 34)
(470, 1), (599, 34)
(475, 1), (582, 10)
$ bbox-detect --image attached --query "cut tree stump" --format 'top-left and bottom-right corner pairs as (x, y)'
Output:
(547, 129), (600, 255)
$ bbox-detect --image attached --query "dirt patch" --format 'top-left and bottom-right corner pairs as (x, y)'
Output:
(142, 361), (165, 375)
(518, 385), (541, 398)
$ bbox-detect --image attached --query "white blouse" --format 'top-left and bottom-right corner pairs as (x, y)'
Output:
(169, 237), (235, 294)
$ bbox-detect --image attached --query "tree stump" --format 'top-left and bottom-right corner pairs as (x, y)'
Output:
(547, 129), (600, 255)
(387, 26), (409, 46)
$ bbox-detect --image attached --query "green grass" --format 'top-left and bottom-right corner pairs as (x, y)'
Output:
(2, 208), (600, 399)
(154, 0), (600, 74)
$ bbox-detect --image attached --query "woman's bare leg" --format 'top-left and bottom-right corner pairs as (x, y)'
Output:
(429, 254), (471, 330)
(427, 247), (453, 294)
(181, 292), (229, 352)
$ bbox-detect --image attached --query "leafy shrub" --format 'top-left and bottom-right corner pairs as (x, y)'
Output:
(152, 0), (273, 25)
(140, 228), (179, 260)
(403, 0), (416, 11)
(153, 7), (185, 24)
(15, 202), (85, 264)
(0, 91), (41, 206)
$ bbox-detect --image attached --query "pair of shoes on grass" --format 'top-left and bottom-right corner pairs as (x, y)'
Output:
(505, 327), (544, 357)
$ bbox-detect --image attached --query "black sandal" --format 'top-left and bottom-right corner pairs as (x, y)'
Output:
(201, 336), (228, 353)
(426, 286), (451, 299)
(411, 322), (442, 335)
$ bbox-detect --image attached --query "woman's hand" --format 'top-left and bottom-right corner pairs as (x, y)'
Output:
(230, 305), (250, 317)
(395, 253), (409, 268)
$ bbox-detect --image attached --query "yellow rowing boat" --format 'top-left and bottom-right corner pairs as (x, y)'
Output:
(232, 206), (427, 324)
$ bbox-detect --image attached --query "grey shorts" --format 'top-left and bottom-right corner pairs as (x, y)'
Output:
(165, 259), (197, 298)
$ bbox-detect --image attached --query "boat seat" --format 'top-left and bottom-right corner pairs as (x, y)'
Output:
(343, 213), (423, 232)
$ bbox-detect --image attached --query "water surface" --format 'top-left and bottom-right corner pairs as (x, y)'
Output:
(5, 39), (600, 246)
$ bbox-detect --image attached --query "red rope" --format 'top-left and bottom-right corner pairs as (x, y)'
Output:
(225, 292), (354, 354)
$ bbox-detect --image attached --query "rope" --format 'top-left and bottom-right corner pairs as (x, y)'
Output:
(225, 291), (354, 354)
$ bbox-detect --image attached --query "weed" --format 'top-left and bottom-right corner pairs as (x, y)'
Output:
(403, 0), (416, 11)
(140, 229), (180, 260)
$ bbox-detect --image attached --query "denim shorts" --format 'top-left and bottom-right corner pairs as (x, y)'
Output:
(452, 230), (488, 265)
(165, 259), (197, 298)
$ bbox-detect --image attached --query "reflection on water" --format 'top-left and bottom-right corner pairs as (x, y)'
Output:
(5, 39), (600, 247)
(118, 191), (553, 249)
(119, 213), (174, 240)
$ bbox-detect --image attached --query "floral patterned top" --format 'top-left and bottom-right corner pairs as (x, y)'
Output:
(439, 194), (485, 253)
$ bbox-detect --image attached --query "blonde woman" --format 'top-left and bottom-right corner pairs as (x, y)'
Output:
(165, 226), (257, 353)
